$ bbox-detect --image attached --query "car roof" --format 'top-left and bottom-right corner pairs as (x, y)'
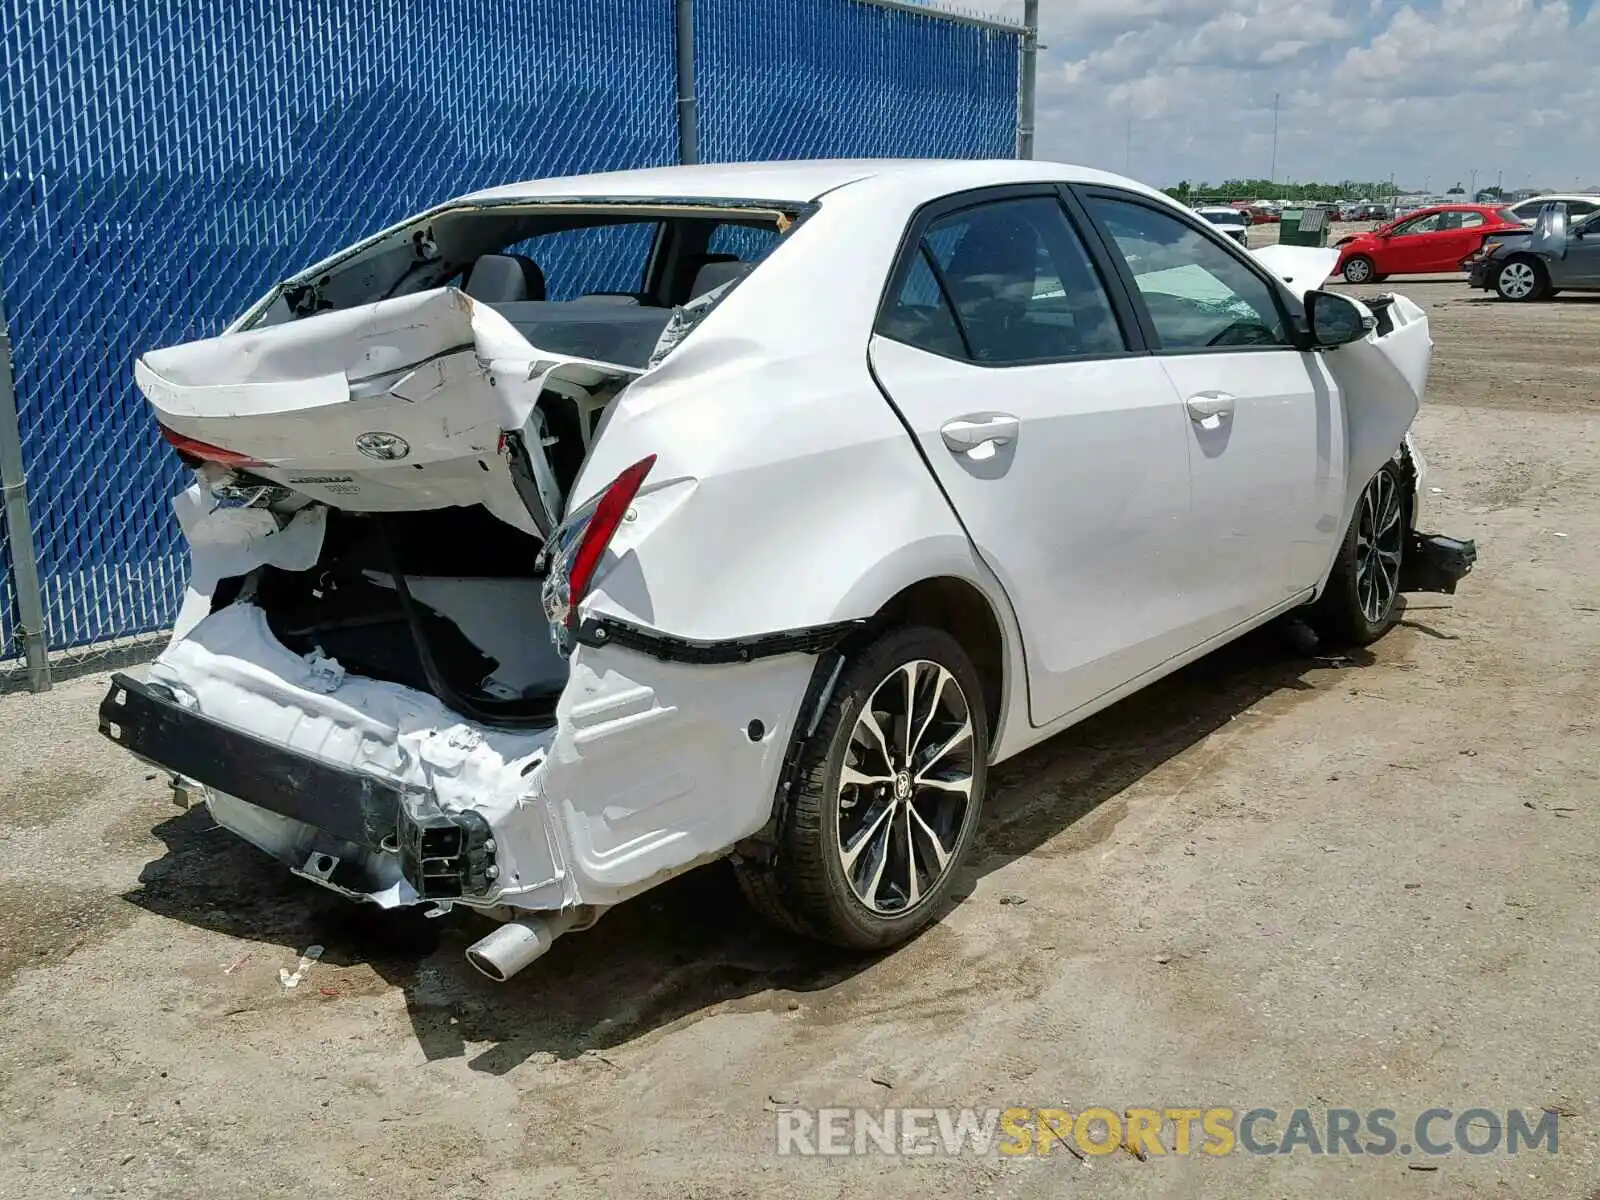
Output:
(1193, 206), (1243, 217)
(1403, 203), (1502, 215)
(1513, 193), (1596, 204)
(456, 158), (1158, 206)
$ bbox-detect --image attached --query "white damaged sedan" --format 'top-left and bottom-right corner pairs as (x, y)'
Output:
(101, 160), (1475, 980)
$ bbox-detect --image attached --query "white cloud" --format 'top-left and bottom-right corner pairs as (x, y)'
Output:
(966, 0), (1600, 190)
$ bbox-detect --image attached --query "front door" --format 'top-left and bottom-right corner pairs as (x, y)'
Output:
(1556, 213), (1600, 287)
(1076, 190), (1342, 639)
(1382, 211), (1453, 273)
(868, 190), (1197, 727)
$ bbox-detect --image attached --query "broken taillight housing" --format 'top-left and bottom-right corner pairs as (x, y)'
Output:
(159, 424), (265, 470)
(539, 454), (656, 655)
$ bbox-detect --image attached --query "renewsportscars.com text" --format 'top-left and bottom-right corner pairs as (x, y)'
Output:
(775, 1106), (1559, 1158)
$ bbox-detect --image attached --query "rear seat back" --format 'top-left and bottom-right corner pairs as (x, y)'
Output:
(489, 302), (675, 369)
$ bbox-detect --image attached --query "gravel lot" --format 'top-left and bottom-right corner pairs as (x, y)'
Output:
(2, 269), (1598, 1199)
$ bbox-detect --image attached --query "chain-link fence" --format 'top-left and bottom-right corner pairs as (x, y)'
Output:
(0, 0), (1023, 689)
(695, 0), (1019, 162)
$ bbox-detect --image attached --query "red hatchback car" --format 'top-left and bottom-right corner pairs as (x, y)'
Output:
(1333, 204), (1523, 283)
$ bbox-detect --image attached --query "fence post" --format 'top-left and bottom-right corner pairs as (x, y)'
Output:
(674, 0), (699, 164)
(0, 284), (51, 691)
(1016, 0), (1038, 159)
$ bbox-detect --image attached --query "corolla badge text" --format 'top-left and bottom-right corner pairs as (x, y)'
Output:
(356, 431), (410, 461)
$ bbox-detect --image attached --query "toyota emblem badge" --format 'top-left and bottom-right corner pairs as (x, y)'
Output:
(355, 431), (411, 461)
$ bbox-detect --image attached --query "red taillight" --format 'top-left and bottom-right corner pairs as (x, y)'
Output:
(540, 455), (656, 653)
(159, 424), (265, 469)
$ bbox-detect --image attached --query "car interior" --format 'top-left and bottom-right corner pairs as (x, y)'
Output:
(263, 207), (786, 370)
(444, 216), (780, 368)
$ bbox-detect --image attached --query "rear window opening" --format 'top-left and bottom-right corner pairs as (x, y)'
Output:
(249, 200), (795, 370)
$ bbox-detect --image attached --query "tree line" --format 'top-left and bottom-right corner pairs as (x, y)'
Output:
(1160, 179), (1506, 202)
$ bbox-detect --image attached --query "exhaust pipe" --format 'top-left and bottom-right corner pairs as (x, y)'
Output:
(465, 910), (580, 982)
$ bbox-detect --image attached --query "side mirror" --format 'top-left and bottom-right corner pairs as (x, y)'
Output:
(1304, 290), (1373, 349)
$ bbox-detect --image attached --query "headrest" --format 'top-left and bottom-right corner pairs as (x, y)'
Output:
(464, 254), (546, 303)
(689, 259), (754, 300)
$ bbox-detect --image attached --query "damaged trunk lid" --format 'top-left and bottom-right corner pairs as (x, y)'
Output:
(135, 288), (642, 536)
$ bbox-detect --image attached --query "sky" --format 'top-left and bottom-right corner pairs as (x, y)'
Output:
(962, 0), (1600, 191)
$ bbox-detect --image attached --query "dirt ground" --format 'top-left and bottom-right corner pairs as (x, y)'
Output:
(2, 274), (1598, 1199)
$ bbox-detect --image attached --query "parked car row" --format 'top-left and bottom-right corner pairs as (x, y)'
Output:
(1327, 197), (1600, 301)
(1332, 204), (1524, 284)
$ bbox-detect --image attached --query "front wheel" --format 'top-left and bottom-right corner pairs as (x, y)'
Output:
(1341, 255), (1376, 284)
(1307, 462), (1407, 646)
(1494, 257), (1547, 302)
(735, 626), (988, 950)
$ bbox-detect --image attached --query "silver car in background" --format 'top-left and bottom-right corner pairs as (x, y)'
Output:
(1468, 202), (1600, 301)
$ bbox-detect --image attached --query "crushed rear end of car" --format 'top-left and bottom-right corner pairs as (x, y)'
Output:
(99, 196), (829, 980)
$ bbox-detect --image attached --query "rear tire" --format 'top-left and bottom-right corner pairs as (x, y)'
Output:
(1306, 462), (1407, 647)
(1494, 256), (1547, 302)
(735, 626), (988, 950)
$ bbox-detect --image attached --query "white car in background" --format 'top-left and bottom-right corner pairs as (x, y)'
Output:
(1505, 194), (1600, 225)
(101, 159), (1475, 982)
(1192, 204), (1250, 246)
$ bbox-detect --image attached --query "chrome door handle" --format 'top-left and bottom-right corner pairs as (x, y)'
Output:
(1185, 391), (1235, 430)
(940, 413), (1019, 455)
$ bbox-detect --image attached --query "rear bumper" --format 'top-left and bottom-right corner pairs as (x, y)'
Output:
(100, 674), (498, 901)
(101, 674), (408, 849)
(100, 602), (816, 914)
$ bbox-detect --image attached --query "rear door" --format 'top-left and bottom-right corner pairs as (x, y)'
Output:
(1433, 210), (1491, 269)
(1074, 188), (1343, 638)
(868, 187), (1197, 727)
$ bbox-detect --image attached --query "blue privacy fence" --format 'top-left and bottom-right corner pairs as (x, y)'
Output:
(0, 0), (1022, 682)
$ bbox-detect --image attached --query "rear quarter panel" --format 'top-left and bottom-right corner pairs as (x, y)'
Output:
(568, 177), (1028, 749)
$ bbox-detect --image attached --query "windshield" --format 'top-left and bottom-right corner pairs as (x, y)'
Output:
(1198, 210), (1242, 226)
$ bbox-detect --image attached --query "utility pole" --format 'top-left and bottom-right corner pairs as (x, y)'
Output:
(673, 0), (698, 164)
(1016, 0), (1039, 159)
(1470, 168), (1478, 200)
(0, 287), (51, 691)
(1269, 92), (1279, 188)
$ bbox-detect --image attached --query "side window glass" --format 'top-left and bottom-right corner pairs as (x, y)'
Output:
(1398, 213), (1442, 235)
(1085, 196), (1289, 350)
(1459, 212), (1485, 229)
(879, 251), (966, 359)
(918, 196), (1126, 363)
